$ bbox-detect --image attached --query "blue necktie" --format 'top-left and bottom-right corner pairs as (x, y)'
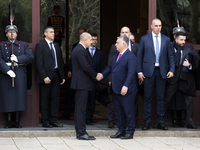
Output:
(155, 35), (159, 63)
(50, 42), (56, 68)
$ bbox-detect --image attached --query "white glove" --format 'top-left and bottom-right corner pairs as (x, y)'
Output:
(7, 70), (16, 78)
(10, 54), (18, 62)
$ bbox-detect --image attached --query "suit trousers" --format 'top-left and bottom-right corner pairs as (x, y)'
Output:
(113, 92), (135, 134)
(86, 82), (96, 120)
(164, 80), (194, 125)
(143, 69), (166, 124)
(108, 92), (139, 124)
(134, 92), (139, 124)
(74, 89), (89, 136)
(40, 70), (60, 124)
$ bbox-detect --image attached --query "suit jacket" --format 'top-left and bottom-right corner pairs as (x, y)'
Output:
(108, 40), (138, 64)
(68, 42), (79, 72)
(102, 49), (137, 94)
(70, 43), (97, 91)
(35, 40), (65, 83)
(168, 43), (200, 96)
(137, 32), (175, 79)
(87, 48), (104, 73)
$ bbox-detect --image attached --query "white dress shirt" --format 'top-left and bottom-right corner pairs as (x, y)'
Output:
(89, 46), (96, 56)
(128, 39), (131, 51)
(152, 32), (161, 66)
(45, 38), (58, 68)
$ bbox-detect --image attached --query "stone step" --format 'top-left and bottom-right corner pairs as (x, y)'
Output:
(0, 121), (199, 138)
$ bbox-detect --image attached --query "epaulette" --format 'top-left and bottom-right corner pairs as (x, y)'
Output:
(20, 41), (28, 43)
(0, 41), (4, 43)
(186, 41), (193, 45)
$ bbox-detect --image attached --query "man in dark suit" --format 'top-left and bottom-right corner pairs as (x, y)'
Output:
(164, 30), (200, 129)
(60, 27), (86, 120)
(85, 33), (104, 124)
(35, 26), (65, 128)
(107, 26), (139, 128)
(71, 32), (97, 140)
(167, 27), (196, 128)
(97, 36), (137, 139)
(137, 18), (175, 130)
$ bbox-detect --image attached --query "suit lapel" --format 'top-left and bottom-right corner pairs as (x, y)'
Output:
(93, 48), (98, 58)
(149, 33), (155, 55)
(160, 34), (164, 56)
(53, 42), (58, 55)
(130, 41), (134, 53)
(86, 48), (93, 59)
(182, 47), (190, 63)
(44, 40), (54, 60)
(112, 50), (128, 70)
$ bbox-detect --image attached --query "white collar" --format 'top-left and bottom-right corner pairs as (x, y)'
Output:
(152, 32), (161, 37)
(79, 42), (86, 49)
(45, 38), (53, 44)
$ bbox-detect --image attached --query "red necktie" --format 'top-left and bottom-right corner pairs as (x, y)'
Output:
(91, 48), (94, 57)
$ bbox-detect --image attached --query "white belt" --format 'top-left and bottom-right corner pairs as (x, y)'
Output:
(6, 62), (19, 67)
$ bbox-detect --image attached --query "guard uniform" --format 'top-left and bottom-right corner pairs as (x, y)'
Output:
(47, 14), (65, 46)
(0, 40), (34, 112)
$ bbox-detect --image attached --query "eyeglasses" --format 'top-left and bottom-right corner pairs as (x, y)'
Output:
(92, 39), (98, 41)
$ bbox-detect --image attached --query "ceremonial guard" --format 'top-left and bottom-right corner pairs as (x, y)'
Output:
(0, 25), (34, 128)
(47, 2), (65, 47)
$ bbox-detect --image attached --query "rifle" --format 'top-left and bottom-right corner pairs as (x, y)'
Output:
(10, 2), (15, 87)
(174, 9), (180, 27)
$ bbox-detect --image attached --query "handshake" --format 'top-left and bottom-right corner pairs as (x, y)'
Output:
(96, 73), (103, 81)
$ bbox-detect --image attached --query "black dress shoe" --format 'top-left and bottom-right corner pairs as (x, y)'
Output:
(42, 123), (53, 128)
(157, 123), (168, 130)
(76, 135), (79, 139)
(153, 122), (159, 128)
(78, 134), (96, 140)
(120, 133), (133, 139)
(142, 123), (150, 130)
(50, 122), (63, 127)
(14, 121), (22, 128)
(110, 131), (126, 138)
(5, 121), (13, 128)
(108, 121), (114, 128)
(187, 124), (197, 129)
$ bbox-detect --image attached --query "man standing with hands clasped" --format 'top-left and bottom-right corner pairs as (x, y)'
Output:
(137, 18), (175, 130)
(35, 26), (65, 128)
(97, 36), (137, 139)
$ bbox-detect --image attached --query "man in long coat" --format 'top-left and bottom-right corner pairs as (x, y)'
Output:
(0, 25), (34, 128)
